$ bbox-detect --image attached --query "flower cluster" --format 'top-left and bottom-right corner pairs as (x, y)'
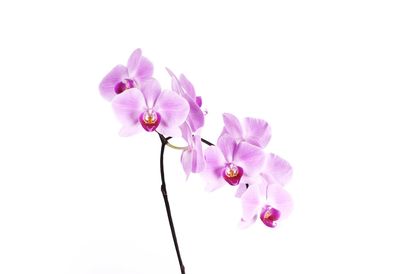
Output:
(202, 114), (293, 228)
(99, 49), (293, 228)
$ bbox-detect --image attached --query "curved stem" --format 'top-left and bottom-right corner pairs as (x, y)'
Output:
(166, 137), (213, 150)
(166, 142), (189, 150)
(158, 133), (186, 274)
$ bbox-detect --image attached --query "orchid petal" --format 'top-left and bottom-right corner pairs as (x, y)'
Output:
(127, 48), (153, 82)
(111, 89), (146, 135)
(234, 142), (265, 176)
(99, 65), (128, 101)
(127, 48), (142, 75)
(181, 150), (192, 178)
(179, 74), (196, 99)
(243, 117), (271, 148)
(241, 184), (261, 221)
(180, 123), (199, 177)
(267, 184), (293, 219)
(186, 96), (205, 131)
(235, 184), (248, 198)
(235, 175), (263, 198)
(263, 153), (293, 186)
(192, 135), (205, 173)
(180, 136), (205, 179)
(166, 69), (204, 131)
(135, 56), (153, 80)
(157, 125), (182, 137)
(238, 215), (257, 229)
(118, 125), (142, 137)
(155, 91), (189, 130)
(202, 146), (226, 191)
(217, 134), (237, 163)
(222, 113), (243, 140)
(166, 68), (182, 94)
(204, 175), (225, 192)
(140, 79), (161, 108)
(180, 123), (192, 143)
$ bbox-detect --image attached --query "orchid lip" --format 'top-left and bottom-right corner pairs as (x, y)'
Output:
(260, 205), (280, 228)
(139, 110), (161, 132)
(114, 79), (136, 94)
(222, 163), (243, 186)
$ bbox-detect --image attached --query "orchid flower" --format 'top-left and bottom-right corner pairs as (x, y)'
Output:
(167, 68), (204, 132)
(240, 182), (293, 228)
(112, 79), (189, 137)
(165, 69), (206, 177)
(99, 48), (153, 101)
(202, 134), (265, 191)
(239, 154), (293, 228)
(222, 113), (271, 148)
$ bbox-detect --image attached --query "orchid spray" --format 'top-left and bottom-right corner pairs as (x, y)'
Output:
(99, 49), (293, 274)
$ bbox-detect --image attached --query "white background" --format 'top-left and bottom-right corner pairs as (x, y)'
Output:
(0, 0), (399, 273)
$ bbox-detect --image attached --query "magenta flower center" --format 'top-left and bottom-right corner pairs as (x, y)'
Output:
(222, 163), (243, 186)
(139, 110), (161, 132)
(260, 205), (280, 228)
(114, 79), (136, 94)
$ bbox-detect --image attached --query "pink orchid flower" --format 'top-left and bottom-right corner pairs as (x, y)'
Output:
(165, 69), (206, 177)
(99, 48), (154, 101)
(238, 152), (293, 227)
(202, 134), (265, 191)
(240, 183), (293, 228)
(166, 68), (204, 132)
(222, 113), (271, 148)
(180, 123), (205, 178)
(112, 79), (189, 137)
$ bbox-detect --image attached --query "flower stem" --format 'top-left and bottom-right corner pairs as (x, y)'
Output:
(165, 142), (188, 150)
(158, 133), (186, 274)
(200, 138), (214, 146)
